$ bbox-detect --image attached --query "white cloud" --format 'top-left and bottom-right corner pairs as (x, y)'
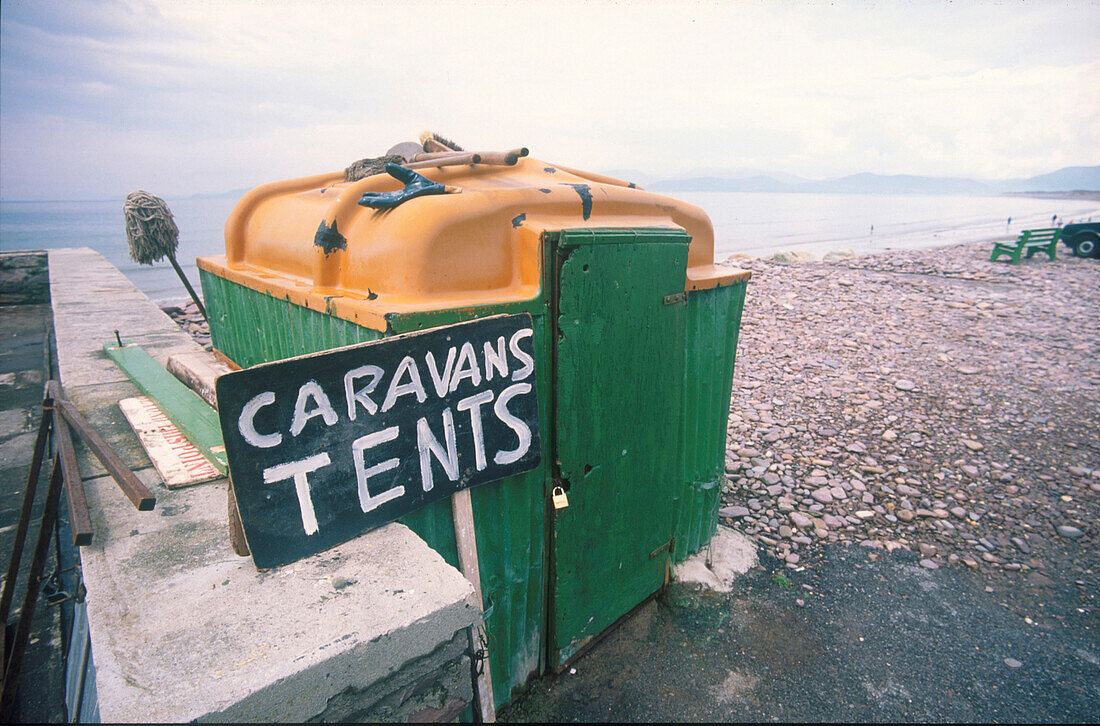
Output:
(1, 0), (1098, 200)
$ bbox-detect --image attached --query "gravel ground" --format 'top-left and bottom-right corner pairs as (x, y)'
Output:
(166, 243), (1099, 588)
(500, 240), (1098, 722)
(719, 241), (1099, 590)
(163, 301), (212, 350)
(499, 545), (1098, 723)
(168, 241), (1099, 720)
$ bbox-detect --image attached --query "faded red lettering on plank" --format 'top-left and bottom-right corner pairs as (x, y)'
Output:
(119, 396), (221, 488)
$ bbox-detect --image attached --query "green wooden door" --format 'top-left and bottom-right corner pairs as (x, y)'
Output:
(550, 228), (689, 666)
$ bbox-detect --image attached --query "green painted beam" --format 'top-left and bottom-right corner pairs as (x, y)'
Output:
(104, 343), (228, 474)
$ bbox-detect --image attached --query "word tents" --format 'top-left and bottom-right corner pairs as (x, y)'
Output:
(216, 314), (541, 569)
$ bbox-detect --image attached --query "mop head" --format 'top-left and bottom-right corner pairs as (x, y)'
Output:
(419, 131), (463, 152)
(344, 154), (407, 182)
(123, 191), (179, 265)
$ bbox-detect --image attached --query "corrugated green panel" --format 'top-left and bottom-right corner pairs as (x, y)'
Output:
(469, 463), (547, 704)
(671, 280), (747, 560)
(396, 315), (552, 706)
(396, 315), (551, 708)
(199, 273), (385, 366)
(550, 230), (688, 665)
(199, 269), (549, 710)
(198, 252), (749, 702)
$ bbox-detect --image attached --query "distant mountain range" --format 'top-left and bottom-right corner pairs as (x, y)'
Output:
(613, 165), (1100, 195)
(185, 165), (1098, 202)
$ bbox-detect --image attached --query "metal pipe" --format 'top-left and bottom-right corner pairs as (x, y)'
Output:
(55, 409), (93, 546)
(54, 397), (155, 511)
(0, 394), (53, 624)
(0, 457), (64, 713)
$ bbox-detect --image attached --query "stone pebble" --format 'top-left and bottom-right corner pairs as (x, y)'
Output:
(718, 241), (1098, 590)
(162, 300), (213, 351)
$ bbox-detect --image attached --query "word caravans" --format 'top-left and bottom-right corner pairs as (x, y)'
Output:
(235, 325), (537, 537)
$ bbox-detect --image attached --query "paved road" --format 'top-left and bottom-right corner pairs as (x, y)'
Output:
(501, 545), (1098, 722)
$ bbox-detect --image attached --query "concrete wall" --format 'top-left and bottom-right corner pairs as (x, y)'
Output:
(0, 250), (50, 305)
(49, 248), (482, 722)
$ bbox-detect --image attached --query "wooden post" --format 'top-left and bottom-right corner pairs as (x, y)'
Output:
(226, 476), (251, 557)
(403, 153), (479, 170)
(451, 488), (496, 722)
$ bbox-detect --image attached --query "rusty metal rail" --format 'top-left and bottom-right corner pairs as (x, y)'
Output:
(0, 380), (155, 712)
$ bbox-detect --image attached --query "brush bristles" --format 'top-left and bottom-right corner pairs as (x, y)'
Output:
(419, 130), (463, 152)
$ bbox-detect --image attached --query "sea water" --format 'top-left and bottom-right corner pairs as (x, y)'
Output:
(2, 193), (1097, 303)
(674, 192), (1100, 261)
(0, 197), (238, 305)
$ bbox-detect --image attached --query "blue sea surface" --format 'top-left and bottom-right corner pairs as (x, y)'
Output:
(2, 193), (1097, 303)
(674, 191), (1100, 261)
(0, 197), (238, 304)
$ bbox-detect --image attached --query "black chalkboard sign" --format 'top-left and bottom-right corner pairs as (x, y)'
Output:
(216, 314), (541, 569)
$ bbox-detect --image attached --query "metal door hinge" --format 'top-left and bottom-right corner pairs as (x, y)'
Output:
(663, 292), (688, 305)
(649, 537), (675, 559)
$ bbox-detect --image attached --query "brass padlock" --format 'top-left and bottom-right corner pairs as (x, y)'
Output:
(552, 486), (569, 510)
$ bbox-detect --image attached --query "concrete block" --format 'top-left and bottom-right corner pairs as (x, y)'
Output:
(51, 309), (200, 388)
(666, 526), (758, 607)
(50, 246), (483, 723)
(310, 628), (471, 722)
(0, 250), (49, 305)
(48, 249), (204, 388)
(80, 471), (480, 723)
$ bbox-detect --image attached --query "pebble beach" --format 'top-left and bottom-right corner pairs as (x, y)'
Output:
(154, 238), (1100, 720)
(719, 240), (1098, 592)
(163, 239), (1099, 592)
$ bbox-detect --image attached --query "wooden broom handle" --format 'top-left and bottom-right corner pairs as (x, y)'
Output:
(405, 148), (530, 170)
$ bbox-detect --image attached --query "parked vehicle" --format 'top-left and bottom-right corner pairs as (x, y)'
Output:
(1060, 222), (1100, 258)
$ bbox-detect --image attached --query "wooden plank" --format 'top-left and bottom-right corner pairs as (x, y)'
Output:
(104, 343), (228, 474)
(451, 489), (496, 722)
(226, 476), (251, 556)
(119, 397), (221, 488)
(166, 351), (233, 409)
(215, 314), (540, 570)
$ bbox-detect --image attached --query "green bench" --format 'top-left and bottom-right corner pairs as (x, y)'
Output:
(990, 227), (1061, 264)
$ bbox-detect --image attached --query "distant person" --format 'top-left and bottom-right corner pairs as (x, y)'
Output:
(1007, 216), (1012, 227)
(1052, 214), (1057, 225)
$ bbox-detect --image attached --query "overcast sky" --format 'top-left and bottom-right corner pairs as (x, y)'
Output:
(1, 0), (1097, 201)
